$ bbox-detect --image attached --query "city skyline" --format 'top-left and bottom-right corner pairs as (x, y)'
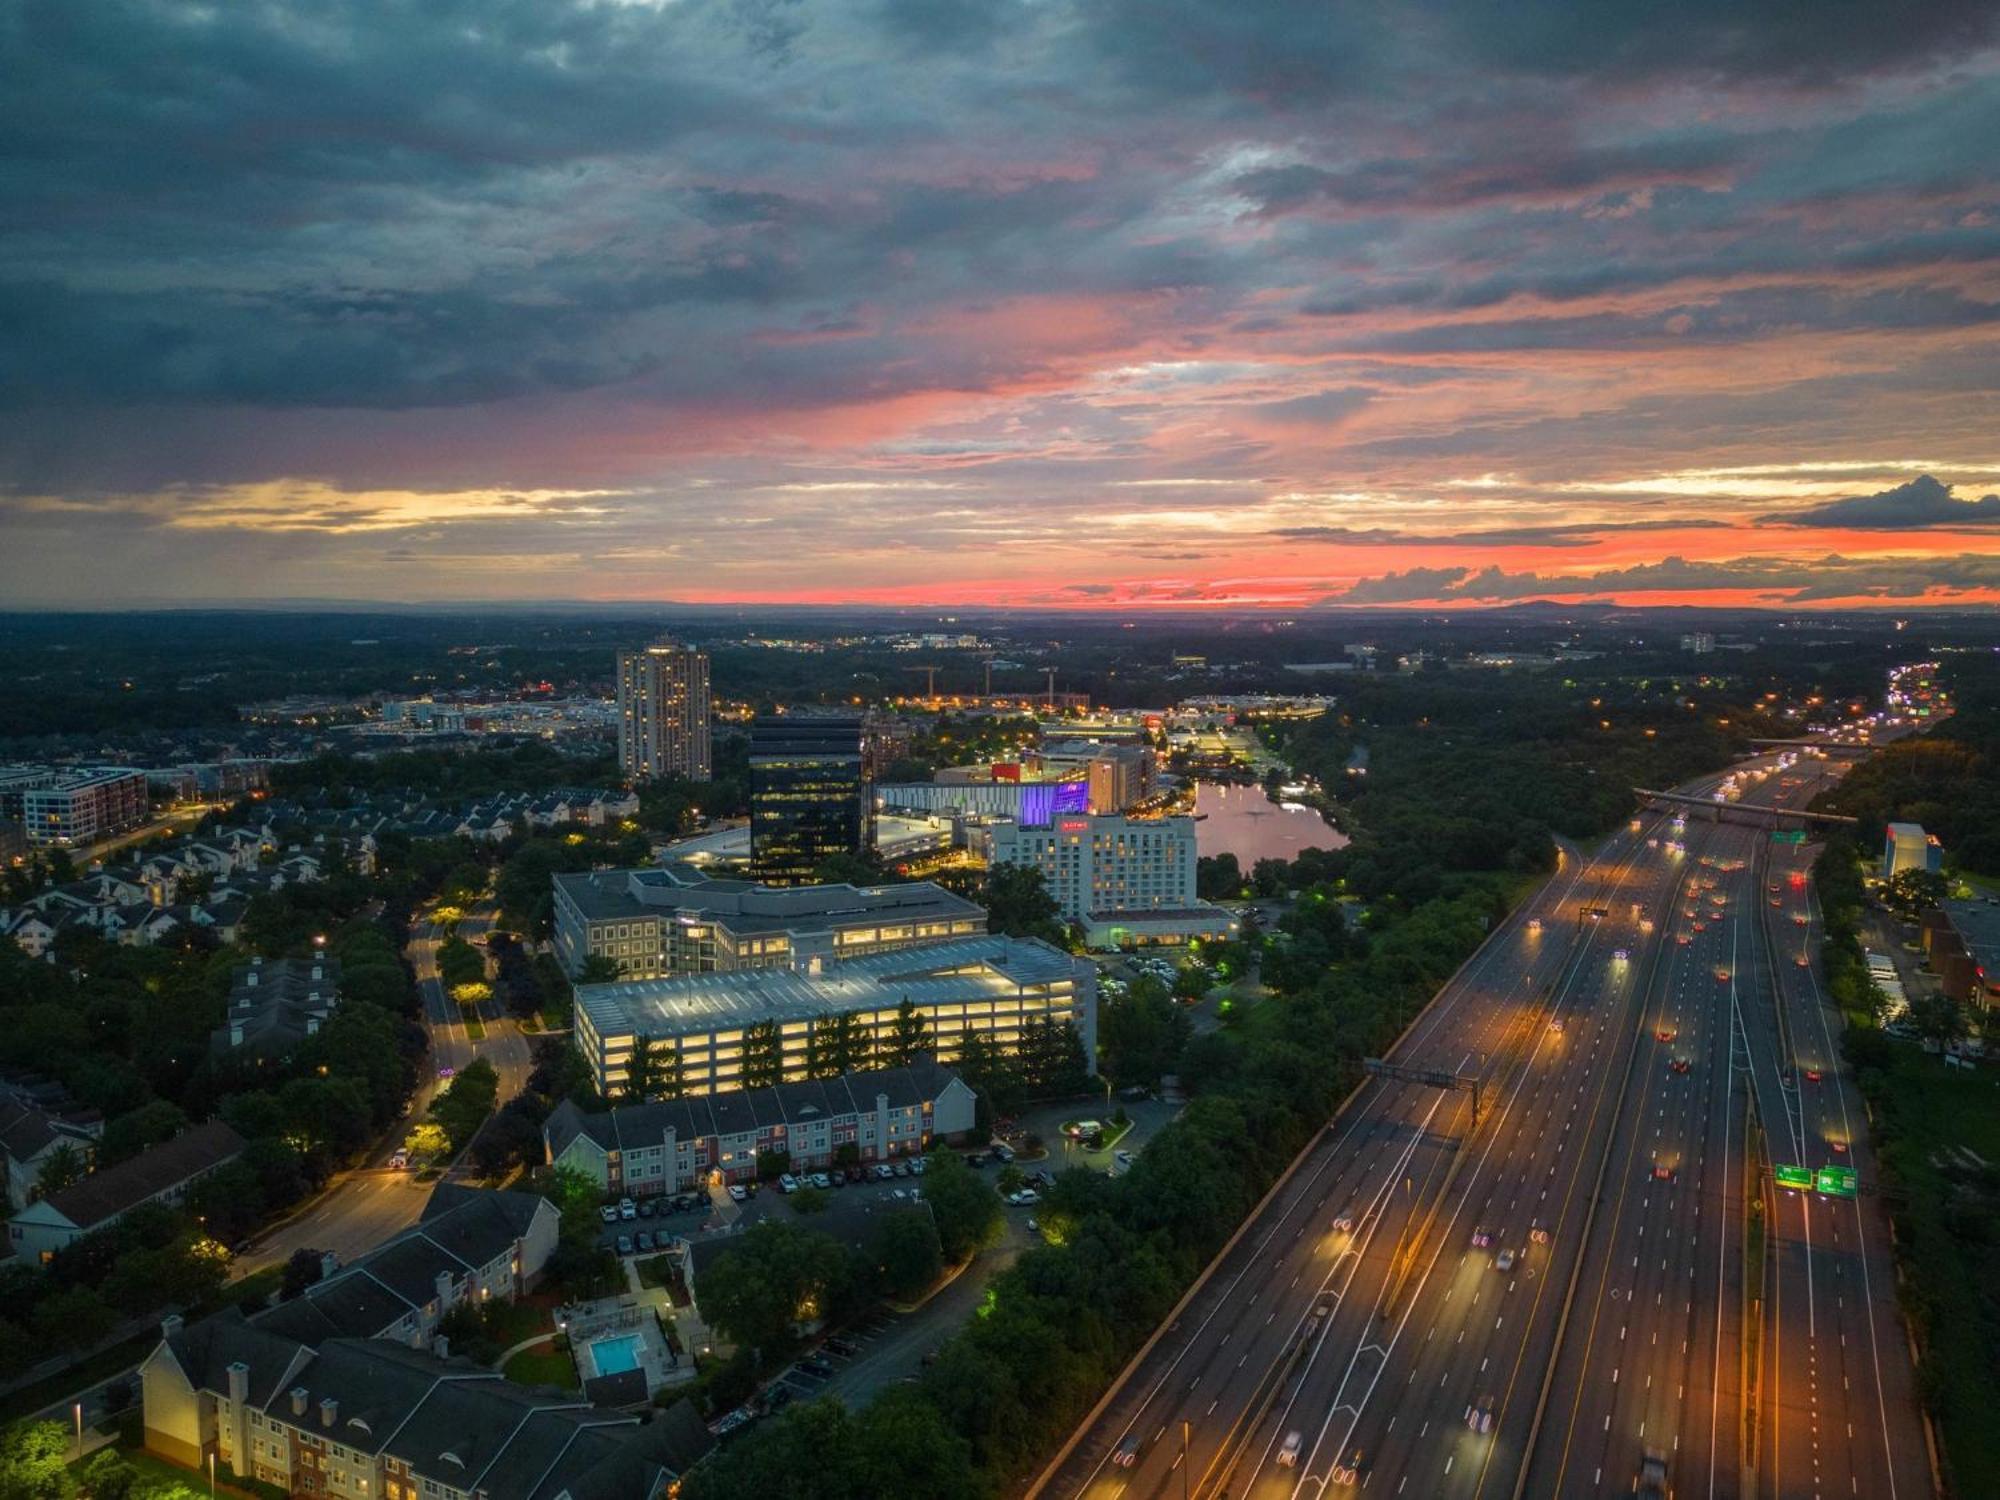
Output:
(4, 3), (1999, 610)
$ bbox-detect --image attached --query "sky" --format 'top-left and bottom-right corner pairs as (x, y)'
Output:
(4, 0), (2000, 611)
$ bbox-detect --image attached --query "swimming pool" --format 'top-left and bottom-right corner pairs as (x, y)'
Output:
(587, 1332), (644, 1377)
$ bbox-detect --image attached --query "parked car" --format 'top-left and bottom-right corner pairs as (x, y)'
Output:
(600, 1206), (619, 1224)
(779, 1174), (798, 1194)
(615, 1235), (633, 1256)
(727, 1184), (747, 1202)
(618, 1198), (637, 1220)
(637, 1198), (657, 1217)
(636, 1231), (654, 1252)
(799, 1353), (834, 1376)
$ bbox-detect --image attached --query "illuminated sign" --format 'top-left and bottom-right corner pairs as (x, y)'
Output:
(1814, 1166), (1857, 1198)
(1772, 1164), (1813, 1191)
(1058, 819), (1091, 833)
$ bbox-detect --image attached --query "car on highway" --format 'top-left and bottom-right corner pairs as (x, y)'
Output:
(1465, 1395), (1495, 1434)
(1651, 1163), (1674, 1182)
(1331, 1449), (1366, 1486)
(1793, 912), (1810, 925)
(1113, 1434), (1142, 1468)
(1714, 966), (1730, 982)
(1526, 918), (1541, 935)
(1638, 1446), (1671, 1499)
(1795, 953), (1811, 967)
(1656, 1026), (1676, 1043)
(1548, 1016), (1563, 1034)
(1470, 1225), (1492, 1248)
(1804, 1068), (1822, 1083)
(1494, 1248), (1516, 1272)
(387, 1152), (409, 1170)
(1676, 932), (1691, 945)
(1669, 1057), (1691, 1074)
(1830, 1139), (1848, 1154)
(1277, 1431), (1303, 1468)
(436, 1066), (455, 1080)
(1612, 948), (1629, 964)
(1529, 1224), (1549, 1245)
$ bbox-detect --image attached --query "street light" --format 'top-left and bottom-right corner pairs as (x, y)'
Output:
(72, 1402), (81, 1459)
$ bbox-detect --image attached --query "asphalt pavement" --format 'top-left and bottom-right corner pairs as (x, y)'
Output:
(1034, 744), (1932, 1500)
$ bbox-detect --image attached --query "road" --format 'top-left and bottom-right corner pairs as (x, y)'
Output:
(233, 901), (537, 1278)
(1035, 746), (1931, 1500)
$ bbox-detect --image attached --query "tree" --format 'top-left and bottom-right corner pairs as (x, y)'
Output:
(1886, 867), (1947, 917)
(429, 1057), (499, 1149)
(33, 1142), (86, 1199)
(815, 1012), (872, 1076)
(812, 850), (895, 887)
(623, 1035), (662, 1103)
(1099, 976), (1191, 1086)
(576, 954), (620, 985)
(281, 1247), (327, 1301)
(983, 864), (1067, 945)
(403, 1121), (450, 1160)
(0, 1420), (75, 1500)
(884, 999), (932, 1069)
(741, 1021), (784, 1089)
(1195, 852), (1242, 901)
(99, 1099), (189, 1166)
(918, 1150), (1002, 1263)
(1015, 1017), (1089, 1097)
(867, 1210), (943, 1301)
(756, 1149), (792, 1181)
(694, 1219), (848, 1355)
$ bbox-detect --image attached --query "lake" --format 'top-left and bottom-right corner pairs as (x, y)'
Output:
(1192, 781), (1349, 867)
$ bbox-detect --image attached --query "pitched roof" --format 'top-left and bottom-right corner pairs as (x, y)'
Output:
(38, 1120), (243, 1231)
(544, 1059), (965, 1158)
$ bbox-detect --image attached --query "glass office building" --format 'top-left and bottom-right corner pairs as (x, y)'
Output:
(749, 715), (872, 886)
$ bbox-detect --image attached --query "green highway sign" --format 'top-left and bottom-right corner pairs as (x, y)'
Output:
(1770, 830), (1807, 845)
(1815, 1166), (1858, 1198)
(1773, 1164), (1813, 1191)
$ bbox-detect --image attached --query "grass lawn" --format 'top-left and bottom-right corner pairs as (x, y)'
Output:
(502, 1341), (579, 1390)
(79, 1445), (281, 1500)
(460, 1007), (487, 1041)
(481, 1297), (555, 1350)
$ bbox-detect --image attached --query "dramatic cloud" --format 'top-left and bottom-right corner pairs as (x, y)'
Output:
(1, 1), (1998, 604)
(1763, 474), (2000, 529)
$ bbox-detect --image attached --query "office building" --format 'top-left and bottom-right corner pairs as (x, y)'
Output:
(571, 934), (1095, 1098)
(1922, 900), (2000, 1013)
(749, 715), (870, 885)
(1882, 821), (1943, 881)
(17, 767), (149, 847)
(543, 1060), (977, 1192)
(981, 812), (1237, 949)
(616, 641), (711, 783)
(551, 862), (986, 979)
(1680, 632), (1716, 654)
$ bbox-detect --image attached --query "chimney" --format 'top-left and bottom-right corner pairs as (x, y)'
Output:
(226, 1361), (249, 1407)
(319, 1397), (338, 1428)
(160, 1313), (184, 1341)
(435, 1270), (453, 1307)
(433, 1334), (450, 1361)
(319, 1251), (340, 1280)
(290, 1387), (308, 1417)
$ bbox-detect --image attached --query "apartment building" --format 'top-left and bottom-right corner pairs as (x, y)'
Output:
(142, 1321), (713, 1500)
(7, 1120), (243, 1263)
(617, 642), (712, 783)
(211, 956), (341, 1059)
(551, 861), (986, 979)
(571, 934), (1095, 1098)
(543, 1060), (976, 1192)
(17, 767), (149, 847)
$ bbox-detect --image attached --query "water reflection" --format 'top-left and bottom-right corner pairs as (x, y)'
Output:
(1192, 781), (1348, 866)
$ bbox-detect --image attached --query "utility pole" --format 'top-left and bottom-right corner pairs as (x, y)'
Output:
(1045, 667), (1056, 711)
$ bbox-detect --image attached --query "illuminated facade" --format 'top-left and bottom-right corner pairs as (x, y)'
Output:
(616, 641), (711, 783)
(571, 935), (1096, 1098)
(749, 715), (870, 885)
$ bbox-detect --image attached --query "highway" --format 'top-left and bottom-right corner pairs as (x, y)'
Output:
(1035, 749), (1932, 1500)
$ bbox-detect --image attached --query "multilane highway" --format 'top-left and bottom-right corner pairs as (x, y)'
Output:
(1035, 752), (1929, 1500)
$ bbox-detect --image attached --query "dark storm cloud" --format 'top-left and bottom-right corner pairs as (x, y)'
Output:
(1273, 518), (1731, 548)
(2, 0), (1999, 603)
(1762, 474), (2000, 529)
(1331, 553), (2000, 605)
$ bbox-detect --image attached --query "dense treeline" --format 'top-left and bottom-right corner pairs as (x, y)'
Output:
(1815, 653), (2000, 875)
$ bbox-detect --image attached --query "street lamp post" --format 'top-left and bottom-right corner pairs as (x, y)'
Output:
(72, 1402), (81, 1459)
(1182, 1419), (1191, 1500)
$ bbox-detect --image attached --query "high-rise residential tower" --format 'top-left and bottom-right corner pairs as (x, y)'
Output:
(749, 714), (870, 885)
(617, 641), (712, 783)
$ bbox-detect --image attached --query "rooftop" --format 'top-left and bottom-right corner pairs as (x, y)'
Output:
(1941, 899), (2000, 970)
(38, 1120), (243, 1230)
(553, 864), (982, 933)
(573, 934), (1081, 1040)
